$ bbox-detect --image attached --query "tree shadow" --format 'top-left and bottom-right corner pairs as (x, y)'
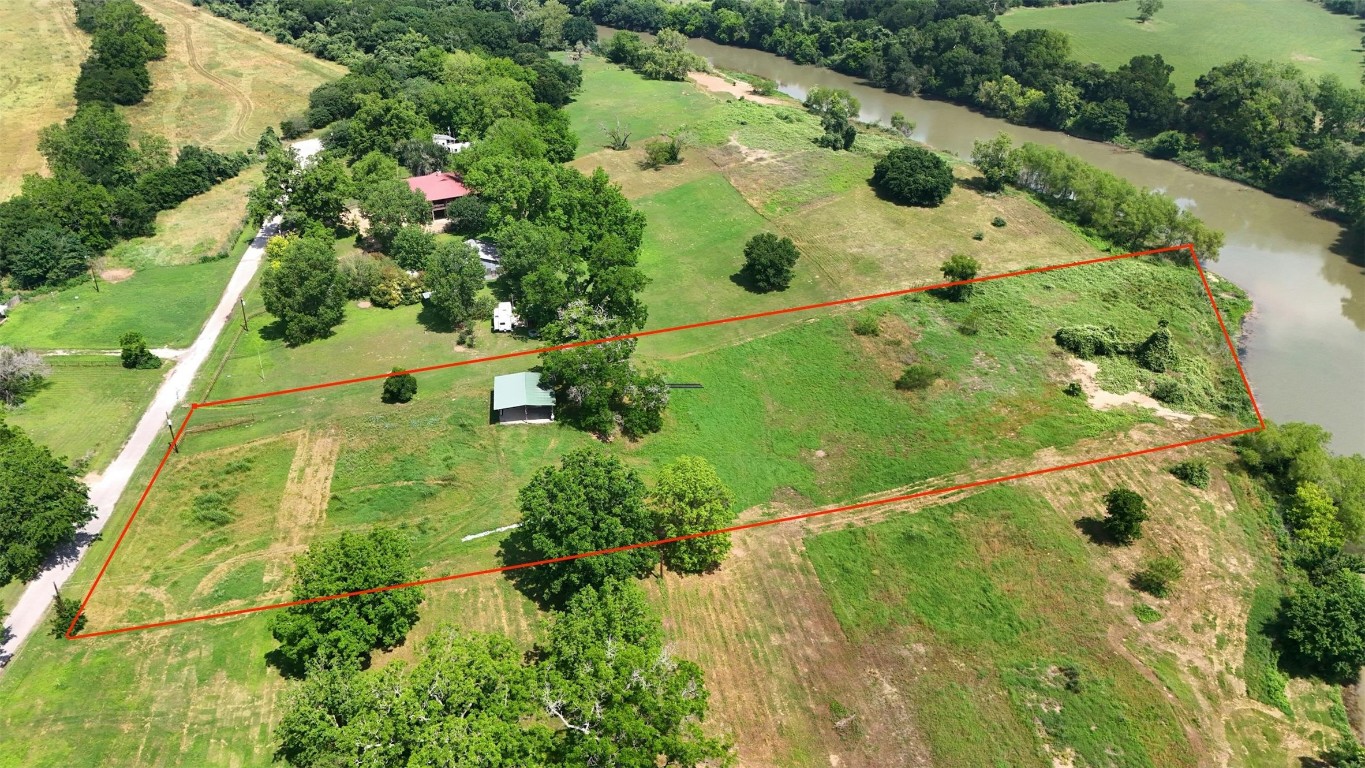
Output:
(256, 319), (287, 343)
(416, 303), (457, 334)
(497, 528), (562, 612)
(955, 176), (996, 194)
(263, 648), (307, 679)
(1074, 516), (1117, 546)
(729, 270), (777, 294)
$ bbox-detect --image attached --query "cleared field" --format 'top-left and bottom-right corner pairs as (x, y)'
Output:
(1000, 0), (1365, 94)
(0, 0), (84, 199)
(122, 0), (342, 151)
(107, 168), (259, 268)
(3, 355), (163, 471)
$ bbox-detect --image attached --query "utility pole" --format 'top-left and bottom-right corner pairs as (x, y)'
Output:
(87, 258), (100, 293)
(238, 297), (249, 331)
(166, 414), (179, 454)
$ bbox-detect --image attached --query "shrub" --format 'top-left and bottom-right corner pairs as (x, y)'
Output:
(936, 254), (981, 302)
(991, 217), (1007, 228)
(1170, 459), (1211, 489)
(49, 590), (87, 638)
(279, 116), (308, 139)
(1053, 325), (1125, 358)
(188, 490), (236, 527)
(1063, 381), (1084, 397)
(972, 231), (984, 241)
(870, 146), (953, 207)
(1103, 487), (1148, 545)
(1135, 324), (1177, 372)
(852, 313), (881, 336)
(1133, 603), (1162, 623)
(119, 331), (162, 369)
(896, 363), (940, 391)
(382, 369), (417, 403)
(1132, 555), (1183, 597)
(1147, 130), (1187, 159)
(739, 233), (801, 292)
(641, 132), (687, 169)
(749, 76), (777, 96)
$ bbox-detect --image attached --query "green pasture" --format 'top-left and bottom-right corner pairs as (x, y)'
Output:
(1000, 0), (1365, 94)
(3, 355), (162, 470)
(806, 486), (1192, 767)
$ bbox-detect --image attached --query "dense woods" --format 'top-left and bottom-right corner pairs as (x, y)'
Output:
(574, 0), (1365, 234)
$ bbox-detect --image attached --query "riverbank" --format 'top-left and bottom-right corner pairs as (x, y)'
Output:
(602, 27), (1365, 455)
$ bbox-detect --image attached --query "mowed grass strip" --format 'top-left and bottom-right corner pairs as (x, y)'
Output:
(806, 486), (1194, 767)
(999, 0), (1365, 94)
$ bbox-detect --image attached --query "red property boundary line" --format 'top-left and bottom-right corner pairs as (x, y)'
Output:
(66, 244), (1264, 640)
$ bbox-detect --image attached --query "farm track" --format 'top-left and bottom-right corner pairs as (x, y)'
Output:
(162, 8), (254, 143)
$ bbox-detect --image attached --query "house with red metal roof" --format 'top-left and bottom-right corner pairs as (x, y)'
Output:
(405, 171), (471, 219)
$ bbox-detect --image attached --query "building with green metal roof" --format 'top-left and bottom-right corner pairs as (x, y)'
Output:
(492, 371), (555, 424)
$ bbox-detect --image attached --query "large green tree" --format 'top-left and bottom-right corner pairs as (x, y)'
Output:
(359, 179), (432, 252)
(36, 103), (136, 188)
(268, 527), (424, 673)
(871, 146), (954, 207)
(503, 450), (658, 606)
(1102, 487), (1148, 545)
(423, 240), (485, 329)
(652, 456), (737, 574)
(1281, 568), (1365, 682)
(0, 422), (95, 585)
(537, 302), (668, 437)
(260, 235), (348, 346)
(1185, 58), (1315, 168)
(739, 233), (800, 293)
(274, 627), (552, 767)
(541, 580), (731, 766)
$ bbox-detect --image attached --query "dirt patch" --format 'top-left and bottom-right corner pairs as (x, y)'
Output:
(688, 71), (787, 106)
(100, 267), (135, 283)
(1067, 358), (1204, 422)
(356, 299), (372, 309)
(262, 429), (340, 584)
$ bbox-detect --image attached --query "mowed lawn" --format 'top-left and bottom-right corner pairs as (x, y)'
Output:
(3, 356), (163, 470)
(1000, 0), (1365, 94)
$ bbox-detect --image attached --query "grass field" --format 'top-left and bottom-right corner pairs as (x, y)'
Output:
(0, 56), (1307, 768)
(3, 356), (163, 470)
(128, 0), (342, 151)
(1000, 0), (1365, 94)
(0, 0), (338, 198)
(0, 0), (84, 199)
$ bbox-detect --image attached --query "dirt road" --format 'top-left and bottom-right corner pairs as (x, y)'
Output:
(0, 140), (320, 667)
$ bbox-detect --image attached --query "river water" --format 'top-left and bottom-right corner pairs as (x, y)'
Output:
(603, 30), (1365, 453)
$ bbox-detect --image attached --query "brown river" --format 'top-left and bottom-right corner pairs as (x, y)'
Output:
(603, 29), (1365, 454)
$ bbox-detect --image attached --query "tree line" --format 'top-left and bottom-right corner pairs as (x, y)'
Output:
(573, 0), (1365, 236)
(73, 0), (167, 106)
(972, 133), (1224, 258)
(0, 104), (249, 291)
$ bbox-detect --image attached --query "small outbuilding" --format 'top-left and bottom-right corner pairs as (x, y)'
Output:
(492, 301), (520, 332)
(433, 133), (472, 153)
(465, 238), (500, 279)
(493, 372), (555, 424)
(406, 171), (471, 219)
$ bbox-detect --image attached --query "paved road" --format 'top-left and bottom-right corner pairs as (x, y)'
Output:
(0, 140), (320, 667)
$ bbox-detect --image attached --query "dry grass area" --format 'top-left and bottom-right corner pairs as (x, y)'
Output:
(0, 0), (84, 198)
(127, 0), (342, 151)
(638, 431), (1346, 767)
(108, 167), (260, 268)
